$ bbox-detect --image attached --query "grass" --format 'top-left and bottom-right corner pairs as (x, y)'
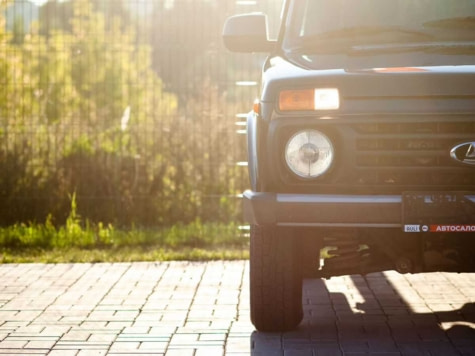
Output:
(0, 195), (249, 263)
(0, 246), (249, 263)
(0, 223), (249, 263)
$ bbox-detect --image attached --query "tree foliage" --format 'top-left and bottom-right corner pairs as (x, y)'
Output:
(0, 0), (284, 227)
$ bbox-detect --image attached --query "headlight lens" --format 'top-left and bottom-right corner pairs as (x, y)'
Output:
(285, 130), (334, 178)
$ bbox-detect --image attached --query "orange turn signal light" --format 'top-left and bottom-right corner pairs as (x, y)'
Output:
(279, 89), (315, 111)
(279, 88), (340, 111)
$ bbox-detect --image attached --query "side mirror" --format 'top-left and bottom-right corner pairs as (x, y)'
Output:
(222, 13), (275, 53)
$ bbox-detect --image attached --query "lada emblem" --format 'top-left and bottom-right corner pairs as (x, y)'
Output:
(450, 142), (475, 165)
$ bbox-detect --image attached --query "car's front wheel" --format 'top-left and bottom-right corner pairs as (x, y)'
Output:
(250, 225), (303, 332)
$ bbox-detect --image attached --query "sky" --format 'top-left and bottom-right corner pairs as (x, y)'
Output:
(28, 0), (175, 6)
(29, 0), (53, 5)
(28, 0), (55, 5)
(27, 0), (175, 10)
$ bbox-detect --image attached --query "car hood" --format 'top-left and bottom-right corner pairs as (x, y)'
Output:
(261, 55), (475, 111)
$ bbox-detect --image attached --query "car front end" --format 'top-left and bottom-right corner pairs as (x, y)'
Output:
(223, 0), (475, 331)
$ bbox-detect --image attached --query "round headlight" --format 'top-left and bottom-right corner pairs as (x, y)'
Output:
(285, 130), (334, 178)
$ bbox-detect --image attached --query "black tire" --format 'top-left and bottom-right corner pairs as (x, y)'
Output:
(250, 225), (303, 332)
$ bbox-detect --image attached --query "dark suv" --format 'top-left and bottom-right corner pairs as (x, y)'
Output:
(223, 0), (475, 332)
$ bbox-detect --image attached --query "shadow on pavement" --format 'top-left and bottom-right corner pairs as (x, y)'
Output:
(251, 274), (475, 355)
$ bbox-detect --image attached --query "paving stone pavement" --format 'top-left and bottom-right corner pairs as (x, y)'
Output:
(0, 261), (474, 356)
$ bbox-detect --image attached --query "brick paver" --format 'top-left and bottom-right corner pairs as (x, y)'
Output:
(0, 262), (474, 355)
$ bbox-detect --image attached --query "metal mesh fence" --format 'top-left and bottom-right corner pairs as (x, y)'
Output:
(0, 0), (283, 227)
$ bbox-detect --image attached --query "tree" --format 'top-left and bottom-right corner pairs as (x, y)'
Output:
(0, 0), (179, 225)
(0, 0), (285, 226)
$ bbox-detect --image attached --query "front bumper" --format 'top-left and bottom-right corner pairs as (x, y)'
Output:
(243, 190), (475, 229)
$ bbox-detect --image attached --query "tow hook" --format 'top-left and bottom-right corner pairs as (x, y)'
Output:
(395, 257), (413, 274)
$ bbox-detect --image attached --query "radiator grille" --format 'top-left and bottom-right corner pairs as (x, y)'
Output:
(351, 120), (475, 190)
(353, 121), (475, 135)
